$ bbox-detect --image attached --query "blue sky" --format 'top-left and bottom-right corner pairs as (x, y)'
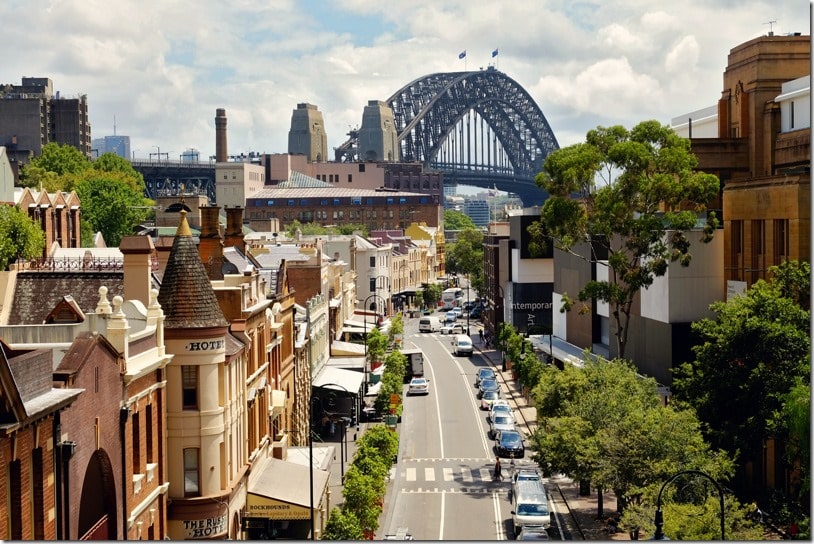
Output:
(0, 0), (808, 161)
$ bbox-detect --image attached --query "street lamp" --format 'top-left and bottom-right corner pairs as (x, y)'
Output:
(652, 469), (725, 540)
(309, 382), (354, 540)
(372, 274), (389, 318)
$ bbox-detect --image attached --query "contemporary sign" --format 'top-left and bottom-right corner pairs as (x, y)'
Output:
(510, 283), (552, 333)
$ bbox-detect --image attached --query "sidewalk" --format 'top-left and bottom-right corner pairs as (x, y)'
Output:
(476, 338), (628, 541)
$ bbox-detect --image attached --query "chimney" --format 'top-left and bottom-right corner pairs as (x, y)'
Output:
(215, 108), (228, 162)
(224, 206), (245, 251)
(198, 205), (225, 280)
(119, 235), (155, 306)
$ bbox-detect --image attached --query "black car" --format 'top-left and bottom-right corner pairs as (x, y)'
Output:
(495, 429), (525, 458)
(469, 307), (482, 319)
(475, 367), (496, 386)
(478, 378), (499, 398)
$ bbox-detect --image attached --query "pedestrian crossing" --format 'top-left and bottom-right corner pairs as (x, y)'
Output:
(403, 465), (496, 483)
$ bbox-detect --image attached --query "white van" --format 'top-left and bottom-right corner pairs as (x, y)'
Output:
(511, 480), (551, 535)
(452, 334), (474, 356)
(418, 315), (442, 332)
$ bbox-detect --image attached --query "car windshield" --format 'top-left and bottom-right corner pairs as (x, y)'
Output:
(517, 504), (548, 516)
(479, 370), (495, 379)
(500, 431), (521, 444)
(483, 391), (499, 400)
(494, 416), (513, 425)
(458, 339), (471, 346)
(411, 379), (426, 385)
(517, 473), (539, 481)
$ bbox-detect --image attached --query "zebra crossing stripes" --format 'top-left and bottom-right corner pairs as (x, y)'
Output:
(402, 466), (499, 483)
(424, 467), (435, 481)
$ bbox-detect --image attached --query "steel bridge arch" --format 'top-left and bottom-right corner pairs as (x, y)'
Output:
(391, 68), (558, 173)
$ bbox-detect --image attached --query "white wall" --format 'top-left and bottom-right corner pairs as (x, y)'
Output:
(671, 105), (718, 138)
(776, 75), (811, 132)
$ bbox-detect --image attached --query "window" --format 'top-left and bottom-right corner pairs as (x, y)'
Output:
(359, 164), (366, 172)
(183, 448), (200, 497)
(266, 200), (275, 206)
(182, 366), (198, 410)
(287, 199), (295, 206)
(352, 196), (361, 205)
(321, 199), (328, 206)
(386, 197), (394, 205)
(366, 198), (373, 205)
(774, 219), (789, 262)
(370, 278), (376, 291)
(420, 197), (428, 204)
(333, 198), (340, 205)
(370, 256), (375, 267)
(399, 198), (407, 204)
(348, 174), (353, 183)
(790, 101), (795, 129)
(300, 199), (308, 206)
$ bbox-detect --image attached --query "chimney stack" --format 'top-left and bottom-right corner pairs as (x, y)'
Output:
(215, 108), (228, 162)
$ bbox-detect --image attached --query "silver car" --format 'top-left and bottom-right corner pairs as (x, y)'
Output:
(489, 414), (516, 439)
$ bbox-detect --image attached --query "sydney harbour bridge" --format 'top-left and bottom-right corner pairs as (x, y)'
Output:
(132, 67), (559, 207)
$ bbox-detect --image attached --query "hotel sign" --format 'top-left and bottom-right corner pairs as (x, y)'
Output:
(247, 493), (312, 520)
(185, 339), (225, 352)
(183, 515), (226, 539)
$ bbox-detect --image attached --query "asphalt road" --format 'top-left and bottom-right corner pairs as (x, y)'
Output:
(380, 313), (567, 540)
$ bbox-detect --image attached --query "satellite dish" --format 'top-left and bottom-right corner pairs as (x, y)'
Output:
(165, 202), (193, 213)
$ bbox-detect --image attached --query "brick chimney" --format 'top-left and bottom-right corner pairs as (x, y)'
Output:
(215, 108), (228, 162)
(224, 206), (245, 251)
(198, 205), (224, 280)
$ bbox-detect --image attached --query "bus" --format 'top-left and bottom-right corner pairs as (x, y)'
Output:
(440, 287), (464, 310)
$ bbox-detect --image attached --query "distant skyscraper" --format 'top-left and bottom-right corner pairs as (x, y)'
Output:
(464, 198), (490, 227)
(91, 135), (130, 159)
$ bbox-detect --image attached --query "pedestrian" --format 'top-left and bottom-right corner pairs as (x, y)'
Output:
(479, 329), (484, 343)
(494, 458), (503, 481)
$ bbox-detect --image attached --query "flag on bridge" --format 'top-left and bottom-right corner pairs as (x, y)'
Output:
(492, 48), (499, 58)
(458, 50), (466, 59)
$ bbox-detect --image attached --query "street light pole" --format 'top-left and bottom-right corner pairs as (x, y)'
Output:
(362, 293), (385, 394)
(653, 469), (725, 540)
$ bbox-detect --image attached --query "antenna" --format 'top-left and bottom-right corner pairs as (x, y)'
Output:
(113, 114), (117, 136)
(764, 19), (777, 35)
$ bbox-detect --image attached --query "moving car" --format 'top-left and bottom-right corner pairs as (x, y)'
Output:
(512, 479), (550, 534)
(444, 311), (457, 323)
(439, 322), (466, 335)
(418, 315), (442, 332)
(480, 390), (501, 410)
(512, 469), (542, 501)
(407, 377), (430, 396)
(469, 307), (483, 320)
(452, 334), (474, 356)
(495, 429), (525, 458)
(452, 306), (463, 318)
(478, 378), (499, 398)
(489, 414), (516, 439)
(475, 368), (496, 386)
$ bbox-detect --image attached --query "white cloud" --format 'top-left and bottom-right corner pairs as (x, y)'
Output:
(0, 0), (807, 161)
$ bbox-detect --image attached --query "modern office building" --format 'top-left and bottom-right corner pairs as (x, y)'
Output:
(91, 134), (131, 159)
(0, 77), (91, 177)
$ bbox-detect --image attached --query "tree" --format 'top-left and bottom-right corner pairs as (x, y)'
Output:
(532, 121), (720, 359)
(322, 507), (365, 540)
(422, 283), (443, 309)
(387, 313), (404, 346)
(672, 261), (810, 473)
(358, 425), (400, 465)
(0, 205), (46, 269)
(74, 173), (152, 246)
(446, 228), (484, 278)
(21, 142), (90, 180)
(444, 209), (477, 231)
(341, 466), (382, 535)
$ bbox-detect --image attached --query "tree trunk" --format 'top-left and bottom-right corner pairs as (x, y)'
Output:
(579, 479), (591, 496)
(597, 486), (604, 519)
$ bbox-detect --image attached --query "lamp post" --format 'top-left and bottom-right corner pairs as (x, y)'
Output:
(652, 469), (725, 540)
(309, 382), (354, 540)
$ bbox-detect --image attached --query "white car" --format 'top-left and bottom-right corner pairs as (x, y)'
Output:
(407, 377), (430, 396)
(440, 323), (465, 335)
(489, 401), (515, 423)
(452, 306), (463, 318)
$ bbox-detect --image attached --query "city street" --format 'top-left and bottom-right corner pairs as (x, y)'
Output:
(379, 313), (572, 540)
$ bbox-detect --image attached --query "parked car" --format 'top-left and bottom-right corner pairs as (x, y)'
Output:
(478, 378), (499, 398)
(475, 368), (496, 386)
(407, 377), (430, 396)
(444, 311), (457, 323)
(469, 307), (483, 319)
(495, 429), (525, 458)
(489, 414), (516, 439)
(418, 315), (442, 332)
(480, 390), (501, 410)
(516, 526), (550, 540)
(488, 401), (515, 423)
(440, 322), (465, 335)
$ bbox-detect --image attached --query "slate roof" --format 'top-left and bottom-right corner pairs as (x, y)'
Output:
(157, 211), (229, 329)
(7, 272), (126, 325)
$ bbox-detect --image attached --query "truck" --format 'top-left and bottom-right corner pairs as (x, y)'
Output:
(401, 348), (425, 382)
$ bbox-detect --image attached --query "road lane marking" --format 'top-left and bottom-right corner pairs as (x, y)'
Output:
(480, 468), (492, 481)
(406, 467), (416, 481)
(443, 468), (454, 481)
(425, 467), (435, 481)
(461, 468), (473, 483)
(493, 491), (505, 540)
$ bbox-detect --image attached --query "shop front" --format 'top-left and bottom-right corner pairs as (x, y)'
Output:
(245, 455), (330, 539)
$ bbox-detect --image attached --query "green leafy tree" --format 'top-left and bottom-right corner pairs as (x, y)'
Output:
(341, 465), (382, 534)
(533, 120), (720, 359)
(422, 283), (443, 309)
(388, 313), (404, 346)
(322, 507), (365, 540)
(444, 209), (477, 231)
(446, 228), (484, 278)
(365, 328), (388, 366)
(0, 206), (46, 269)
(22, 142), (90, 180)
(358, 424), (400, 465)
(74, 173), (152, 246)
(672, 261), (810, 475)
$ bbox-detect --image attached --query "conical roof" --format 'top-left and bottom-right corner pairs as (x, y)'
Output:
(158, 211), (229, 329)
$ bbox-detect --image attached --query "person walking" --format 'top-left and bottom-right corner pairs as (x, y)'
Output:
(479, 329), (484, 343)
(493, 458), (503, 481)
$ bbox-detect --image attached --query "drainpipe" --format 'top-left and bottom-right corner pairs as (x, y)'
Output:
(120, 405), (132, 539)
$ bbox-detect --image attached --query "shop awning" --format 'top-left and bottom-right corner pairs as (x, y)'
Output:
(330, 341), (365, 357)
(312, 366), (364, 395)
(326, 356), (365, 371)
(247, 455), (330, 520)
